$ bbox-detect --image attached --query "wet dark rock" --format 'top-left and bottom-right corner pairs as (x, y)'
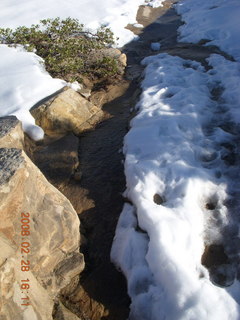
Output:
(201, 245), (236, 286)
(201, 244), (229, 269)
(205, 202), (216, 210)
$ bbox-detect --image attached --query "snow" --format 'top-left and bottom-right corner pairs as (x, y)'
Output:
(110, 3), (240, 318)
(67, 81), (83, 92)
(111, 52), (240, 319)
(151, 42), (161, 51)
(0, 45), (65, 140)
(0, 0), (165, 140)
(146, 0), (166, 8)
(176, 0), (240, 62)
(0, 0), (164, 47)
(133, 23), (144, 28)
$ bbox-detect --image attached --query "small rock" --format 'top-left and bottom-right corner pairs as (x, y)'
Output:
(205, 202), (216, 210)
(153, 193), (164, 205)
(96, 47), (127, 70)
(79, 88), (92, 99)
(201, 244), (229, 268)
(119, 53), (127, 67)
(73, 170), (83, 181)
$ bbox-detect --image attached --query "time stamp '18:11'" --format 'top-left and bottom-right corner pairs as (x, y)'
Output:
(20, 212), (31, 307)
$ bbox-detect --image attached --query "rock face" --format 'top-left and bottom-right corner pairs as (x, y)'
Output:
(0, 121), (84, 319)
(31, 88), (104, 136)
(0, 116), (24, 149)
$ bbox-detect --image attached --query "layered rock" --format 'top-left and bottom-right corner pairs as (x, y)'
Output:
(0, 121), (84, 320)
(31, 88), (104, 137)
(0, 116), (24, 149)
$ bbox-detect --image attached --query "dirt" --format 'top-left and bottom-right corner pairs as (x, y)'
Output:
(30, 0), (236, 319)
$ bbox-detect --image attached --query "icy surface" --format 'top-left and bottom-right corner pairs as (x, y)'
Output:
(111, 53), (240, 319)
(176, 0), (240, 61)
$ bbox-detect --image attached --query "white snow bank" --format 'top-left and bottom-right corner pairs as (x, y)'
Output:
(0, 0), (161, 47)
(0, 45), (65, 140)
(176, 0), (240, 61)
(111, 53), (240, 319)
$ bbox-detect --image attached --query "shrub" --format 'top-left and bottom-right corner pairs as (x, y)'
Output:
(0, 17), (121, 82)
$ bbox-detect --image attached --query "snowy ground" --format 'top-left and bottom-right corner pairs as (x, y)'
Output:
(176, 0), (240, 62)
(111, 0), (240, 319)
(0, 0), (165, 140)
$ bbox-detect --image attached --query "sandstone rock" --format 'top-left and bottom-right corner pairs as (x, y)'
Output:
(78, 88), (92, 99)
(98, 48), (127, 68)
(31, 88), (104, 136)
(92, 48), (127, 76)
(0, 147), (84, 320)
(68, 81), (92, 99)
(119, 53), (127, 68)
(0, 116), (24, 149)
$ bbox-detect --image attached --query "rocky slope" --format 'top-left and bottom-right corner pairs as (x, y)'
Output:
(0, 116), (84, 320)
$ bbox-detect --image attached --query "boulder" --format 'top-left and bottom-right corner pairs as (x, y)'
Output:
(31, 88), (104, 136)
(0, 116), (24, 149)
(98, 48), (127, 68)
(0, 147), (84, 320)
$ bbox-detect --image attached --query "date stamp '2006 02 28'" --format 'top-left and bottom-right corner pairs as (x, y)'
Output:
(20, 212), (31, 307)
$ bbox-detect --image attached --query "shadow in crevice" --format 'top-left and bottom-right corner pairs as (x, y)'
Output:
(76, 80), (139, 320)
